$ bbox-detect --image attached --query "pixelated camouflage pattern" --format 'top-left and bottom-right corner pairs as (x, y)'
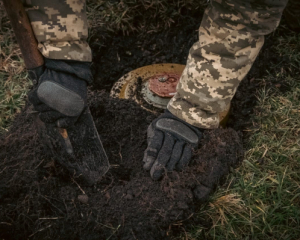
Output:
(168, 0), (288, 129)
(22, 0), (91, 62)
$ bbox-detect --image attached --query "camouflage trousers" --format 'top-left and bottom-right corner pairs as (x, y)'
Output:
(22, 0), (92, 62)
(168, 0), (288, 129)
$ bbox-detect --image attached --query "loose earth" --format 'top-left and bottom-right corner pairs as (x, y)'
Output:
(0, 14), (285, 239)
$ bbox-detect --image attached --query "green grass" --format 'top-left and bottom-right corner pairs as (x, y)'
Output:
(0, 2), (31, 132)
(87, 0), (206, 35)
(1, 1), (300, 239)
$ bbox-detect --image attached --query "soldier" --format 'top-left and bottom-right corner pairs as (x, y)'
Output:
(22, 0), (289, 180)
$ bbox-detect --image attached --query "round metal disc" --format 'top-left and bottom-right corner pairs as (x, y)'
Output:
(141, 81), (170, 108)
(148, 73), (180, 97)
(110, 63), (230, 126)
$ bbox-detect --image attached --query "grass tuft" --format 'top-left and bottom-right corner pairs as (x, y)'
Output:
(0, 2), (30, 132)
(87, 0), (207, 35)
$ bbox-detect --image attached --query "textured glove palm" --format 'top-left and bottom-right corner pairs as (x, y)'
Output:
(28, 59), (92, 128)
(143, 110), (203, 180)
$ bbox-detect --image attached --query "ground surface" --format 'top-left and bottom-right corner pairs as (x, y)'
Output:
(0, 91), (242, 239)
(1, 4), (300, 240)
(0, 17), (245, 239)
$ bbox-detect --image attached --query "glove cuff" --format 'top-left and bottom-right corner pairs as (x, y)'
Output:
(162, 109), (204, 138)
(45, 59), (93, 85)
(28, 65), (45, 86)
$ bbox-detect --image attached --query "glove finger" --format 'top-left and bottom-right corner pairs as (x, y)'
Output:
(34, 103), (53, 113)
(150, 133), (175, 181)
(143, 130), (164, 171)
(28, 88), (53, 113)
(55, 117), (78, 128)
(39, 111), (65, 124)
(146, 123), (155, 144)
(28, 88), (43, 106)
(166, 141), (185, 171)
(176, 145), (193, 171)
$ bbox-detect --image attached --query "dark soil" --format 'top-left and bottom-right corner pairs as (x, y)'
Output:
(0, 13), (292, 240)
(0, 91), (243, 240)
(90, 16), (200, 91)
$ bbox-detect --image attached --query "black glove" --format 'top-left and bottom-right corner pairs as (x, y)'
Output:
(28, 59), (92, 128)
(143, 110), (203, 180)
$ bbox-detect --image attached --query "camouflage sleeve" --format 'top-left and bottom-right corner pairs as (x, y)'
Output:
(22, 0), (92, 62)
(167, 0), (288, 129)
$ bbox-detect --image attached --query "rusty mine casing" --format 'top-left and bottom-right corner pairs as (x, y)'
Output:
(110, 64), (230, 127)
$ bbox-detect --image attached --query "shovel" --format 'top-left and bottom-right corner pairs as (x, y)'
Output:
(3, 0), (110, 185)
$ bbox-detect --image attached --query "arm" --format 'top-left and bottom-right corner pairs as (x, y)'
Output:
(22, 0), (91, 62)
(168, 0), (288, 129)
(144, 0), (288, 180)
(16, 0), (93, 128)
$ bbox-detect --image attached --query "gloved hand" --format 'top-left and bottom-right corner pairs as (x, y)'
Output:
(143, 110), (203, 180)
(28, 59), (93, 128)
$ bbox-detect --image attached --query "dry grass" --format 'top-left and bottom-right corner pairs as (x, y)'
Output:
(87, 0), (207, 35)
(0, 2), (30, 132)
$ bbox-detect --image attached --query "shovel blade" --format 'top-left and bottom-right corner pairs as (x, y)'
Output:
(37, 108), (110, 185)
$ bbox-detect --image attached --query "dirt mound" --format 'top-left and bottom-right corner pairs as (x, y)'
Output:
(0, 91), (243, 240)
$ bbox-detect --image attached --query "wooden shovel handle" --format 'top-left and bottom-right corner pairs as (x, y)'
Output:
(3, 0), (73, 149)
(3, 0), (44, 69)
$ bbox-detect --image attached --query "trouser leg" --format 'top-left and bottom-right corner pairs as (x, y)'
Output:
(22, 0), (92, 62)
(168, 0), (288, 129)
